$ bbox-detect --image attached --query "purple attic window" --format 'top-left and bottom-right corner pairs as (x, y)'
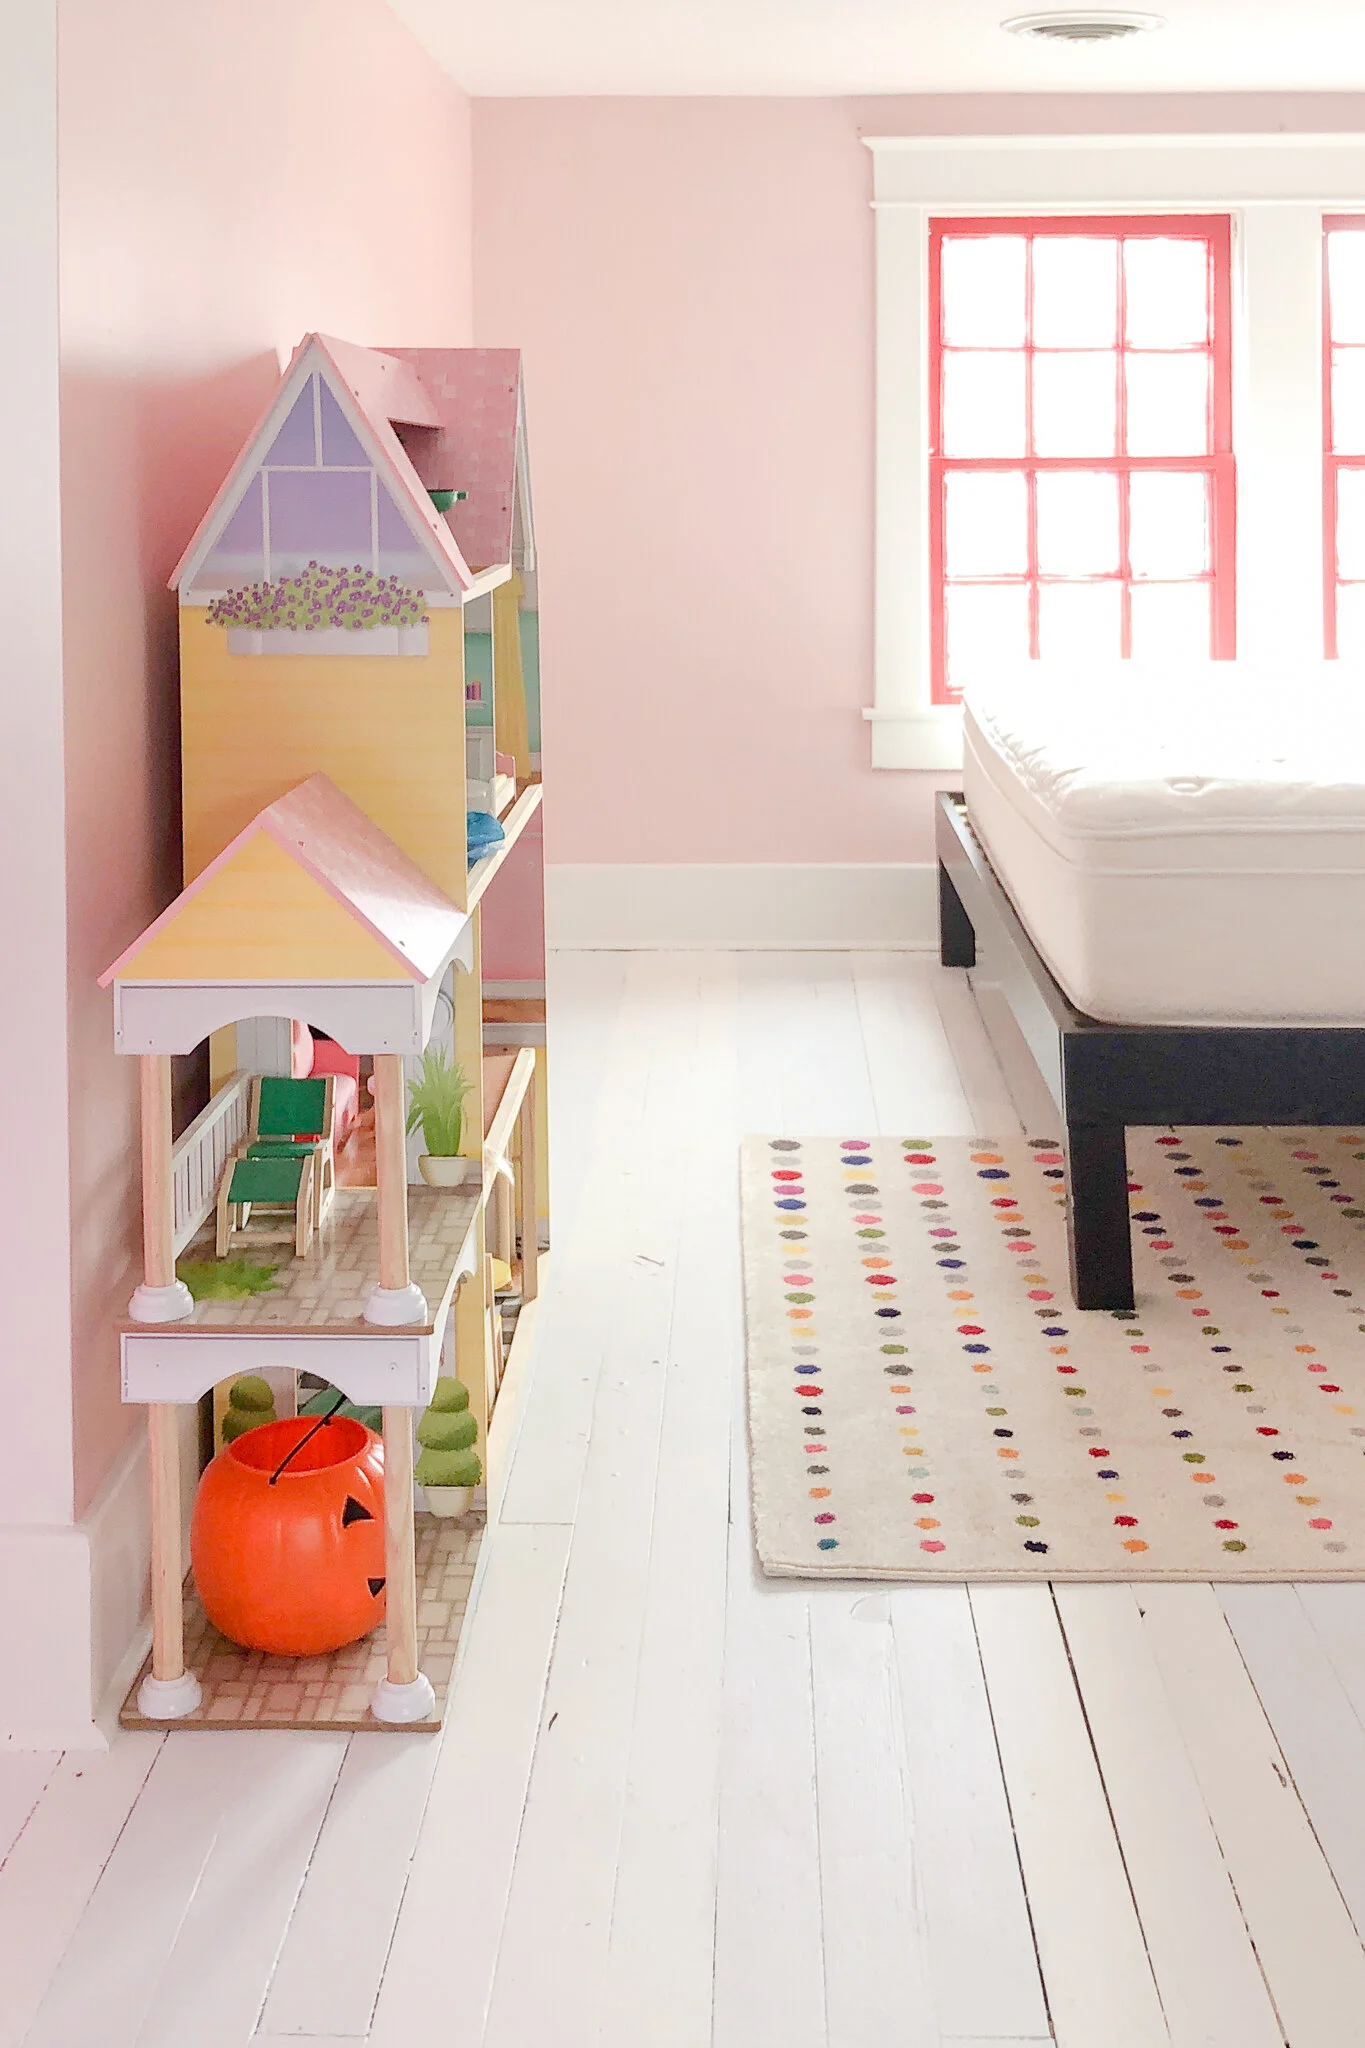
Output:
(263, 380), (319, 467)
(198, 473), (265, 584)
(319, 382), (368, 467)
(376, 479), (433, 580)
(266, 469), (372, 568)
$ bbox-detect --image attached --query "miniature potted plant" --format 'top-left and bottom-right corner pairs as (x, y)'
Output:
(415, 1379), (481, 1516)
(407, 1047), (476, 1188)
(207, 562), (429, 657)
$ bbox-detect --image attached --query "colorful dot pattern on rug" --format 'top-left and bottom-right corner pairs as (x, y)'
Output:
(742, 1131), (1365, 1580)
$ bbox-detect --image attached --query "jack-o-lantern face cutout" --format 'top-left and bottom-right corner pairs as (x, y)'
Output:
(191, 1415), (387, 1656)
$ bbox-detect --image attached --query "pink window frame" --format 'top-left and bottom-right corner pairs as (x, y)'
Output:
(927, 214), (1237, 706)
(1324, 215), (1364, 660)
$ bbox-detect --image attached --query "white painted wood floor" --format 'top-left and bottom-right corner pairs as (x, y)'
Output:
(11, 951), (1365, 2045)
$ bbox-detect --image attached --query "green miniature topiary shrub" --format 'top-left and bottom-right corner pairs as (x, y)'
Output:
(427, 1377), (470, 1415)
(416, 1407), (478, 1454)
(221, 1374), (278, 1443)
(415, 1445), (482, 1490)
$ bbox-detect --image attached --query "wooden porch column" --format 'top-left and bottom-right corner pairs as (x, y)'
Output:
(132, 1054), (201, 1719)
(363, 1053), (426, 1327)
(367, 1052), (435, 1723)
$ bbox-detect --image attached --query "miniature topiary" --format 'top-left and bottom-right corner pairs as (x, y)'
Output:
(414, 1378), (481, 1497)
(415, 1445), (481, 1490)
(221, 1374), (277, 1444)
(427, 1377), (470, 1415)
(416, 1407), (478, 1454)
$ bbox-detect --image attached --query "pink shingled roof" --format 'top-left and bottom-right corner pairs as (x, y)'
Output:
(383, 348), (528, 572)
(168, 334), (526, 598)
(100, 774), (467, 986)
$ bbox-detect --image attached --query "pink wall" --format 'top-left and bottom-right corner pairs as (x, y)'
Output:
(472, 92), (1365, 868)
(58, 0), (474, 1514)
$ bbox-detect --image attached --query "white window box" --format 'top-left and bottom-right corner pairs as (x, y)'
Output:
(226, 623), (429, 657)
(865, 132), (1365, 769)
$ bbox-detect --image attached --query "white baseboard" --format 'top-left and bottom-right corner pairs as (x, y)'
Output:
(545, 862), (938, 951)
(0, 1426), (164, 1749)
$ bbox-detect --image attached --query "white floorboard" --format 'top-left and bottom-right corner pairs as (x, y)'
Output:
(1055, 1583), (1284, 2048)
(888, 1586), (1050, 2041)
(0, 1735), (162, 2048)
(969, 1585), (1168, 2048)
(15, 951), (1365, 2046)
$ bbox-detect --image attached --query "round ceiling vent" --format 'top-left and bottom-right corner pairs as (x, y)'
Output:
(1002, 10), (1165, 39)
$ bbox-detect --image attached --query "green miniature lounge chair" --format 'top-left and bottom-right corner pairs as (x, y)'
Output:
(245, 1074), (336, 1229)
(215, 1146), (317, 1259)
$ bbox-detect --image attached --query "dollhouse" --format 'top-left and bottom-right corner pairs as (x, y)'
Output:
(99, 335), (546, 1728)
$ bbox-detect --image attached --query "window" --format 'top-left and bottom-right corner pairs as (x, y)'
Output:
(929, 217), (1235, 704)
(865, 134), (1358, 770)
(1325, 219), (1365, 660)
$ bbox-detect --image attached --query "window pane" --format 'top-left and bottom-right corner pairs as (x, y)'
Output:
(1332, 350), (1365, 454)
(1035, 471), (1120, 575)
(1124, 352), (1210, 456)
(1032, 353), (1117, 456)
(1337, 582), (1365, 659)
(1128, 472), (1209, 579)
(941, 236), (1027, 347)
(266, 469), (373, 574)
(1328, 231), (1365, 347)
(942, 351), (1027, 457)
(1123, 238), (1210, 348)
(1337, 470), (1365, 579)
(1031, 237), (1118, 348)
(1130, 581), (1211, 661)
(1037, 581), (1122, 664)
(945, 583), (1031, 691)
(944, 470), (1029, 576)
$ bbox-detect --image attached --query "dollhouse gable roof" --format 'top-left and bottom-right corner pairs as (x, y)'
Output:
(100, 774), (468, 989)
(381, 347), (535, 574)
(168, 334), (488, 605)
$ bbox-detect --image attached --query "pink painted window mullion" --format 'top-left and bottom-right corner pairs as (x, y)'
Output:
(1325, 217), (1365, 660)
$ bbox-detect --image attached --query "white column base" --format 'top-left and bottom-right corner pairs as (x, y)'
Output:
(128, 1279), (195, 1325)
(136, 1669), (202, 1719)
(370, 1672), (437, 1724)
(363, 1282), (429, 1327)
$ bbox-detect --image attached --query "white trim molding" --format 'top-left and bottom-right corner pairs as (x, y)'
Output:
(545, 862), (939, 950)
(864, 130), (1365, 770)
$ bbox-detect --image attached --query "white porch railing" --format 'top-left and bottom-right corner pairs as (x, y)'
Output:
(172, 1073), (252, 1256)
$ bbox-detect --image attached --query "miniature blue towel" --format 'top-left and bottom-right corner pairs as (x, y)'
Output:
(467, 810), (506, 867)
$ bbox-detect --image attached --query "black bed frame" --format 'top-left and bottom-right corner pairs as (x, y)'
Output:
(936, 790), (1365, 1312)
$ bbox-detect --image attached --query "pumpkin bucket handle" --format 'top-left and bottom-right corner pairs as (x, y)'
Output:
(268, 1392), (349, 1485)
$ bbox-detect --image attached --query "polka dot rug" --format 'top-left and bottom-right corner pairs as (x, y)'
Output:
(741, 1128), (1365, 1580)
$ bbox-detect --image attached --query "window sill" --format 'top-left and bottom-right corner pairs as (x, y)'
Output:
(863, 706), (963, 771)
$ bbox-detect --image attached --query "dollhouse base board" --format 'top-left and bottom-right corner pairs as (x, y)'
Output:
(118, 1511), (482, 1734)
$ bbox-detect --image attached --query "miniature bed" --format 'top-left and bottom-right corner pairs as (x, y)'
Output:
(938, 664), (1365, 1310)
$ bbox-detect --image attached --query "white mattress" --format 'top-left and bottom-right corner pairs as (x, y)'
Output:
(961, 662), (1365, 1024)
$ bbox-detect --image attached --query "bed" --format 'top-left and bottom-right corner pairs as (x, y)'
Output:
(937, 662), (1365, 1310)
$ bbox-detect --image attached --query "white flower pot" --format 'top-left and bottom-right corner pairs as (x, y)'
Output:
(421, 1485), (474, 1518)
(226, 623), (428, 657)
(418, 1154), (478, 1189)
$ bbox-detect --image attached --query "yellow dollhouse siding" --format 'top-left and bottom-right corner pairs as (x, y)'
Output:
(119, 832), (413, 982)
(179, 607), (469, 904)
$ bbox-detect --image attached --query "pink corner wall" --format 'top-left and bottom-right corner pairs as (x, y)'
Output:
(58, 0), (474, 1516)
(471, 92), (1365, 868)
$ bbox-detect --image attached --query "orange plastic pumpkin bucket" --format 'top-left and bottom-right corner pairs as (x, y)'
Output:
(191, 1414), (386, 1656)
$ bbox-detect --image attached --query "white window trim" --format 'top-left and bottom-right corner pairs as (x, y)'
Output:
(865, 132), (1365, 771)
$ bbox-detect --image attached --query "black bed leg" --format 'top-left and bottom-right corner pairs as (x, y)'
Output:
(1065, 1123), (1135, 1312)
(938, 862), (976, 968)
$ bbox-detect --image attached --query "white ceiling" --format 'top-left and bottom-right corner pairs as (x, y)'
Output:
(388, 0), (1365, 98)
